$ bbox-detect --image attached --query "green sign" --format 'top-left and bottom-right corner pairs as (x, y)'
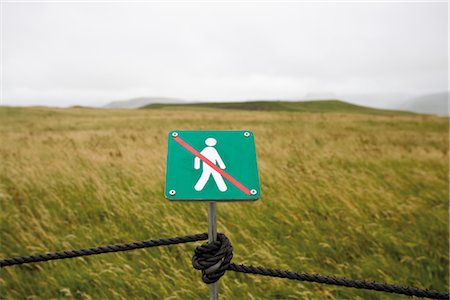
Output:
(165, 130), (260, 201)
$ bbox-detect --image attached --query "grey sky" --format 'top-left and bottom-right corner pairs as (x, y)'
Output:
(2, 2), (448, 107)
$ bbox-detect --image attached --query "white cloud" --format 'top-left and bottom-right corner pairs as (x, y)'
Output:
(2, 2), (448, 107)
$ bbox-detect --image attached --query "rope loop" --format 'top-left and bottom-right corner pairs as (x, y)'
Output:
(192, 233), (233, 284)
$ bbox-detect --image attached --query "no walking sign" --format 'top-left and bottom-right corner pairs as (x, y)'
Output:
(165, 130), (260, 201)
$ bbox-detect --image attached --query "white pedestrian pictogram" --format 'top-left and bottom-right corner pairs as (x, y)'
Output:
(194, 138), (227, 192)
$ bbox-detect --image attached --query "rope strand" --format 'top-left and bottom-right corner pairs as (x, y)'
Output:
(0, 233), (208, 267)
(1, 232), (448, 299)
(228, 263), (449, 299)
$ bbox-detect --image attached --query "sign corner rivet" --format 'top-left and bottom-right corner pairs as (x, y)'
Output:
(172, 132), (178, 137)
(250, 189), (257, 195)
(169, 189), (176, 195)
(244, 131), (250, 137)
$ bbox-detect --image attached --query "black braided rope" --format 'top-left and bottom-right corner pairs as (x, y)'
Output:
(1, 232), (448, 299)
(228, 263), (449, 299)
(192, 233), (233, 284)
(0, 233), (208, 267)
(191, 233), (448, 299)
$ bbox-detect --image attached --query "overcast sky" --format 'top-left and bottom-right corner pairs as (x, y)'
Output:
(2, 2), (448, 107)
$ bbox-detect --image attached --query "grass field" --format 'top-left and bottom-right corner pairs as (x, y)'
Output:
(0, 103), (448, 299)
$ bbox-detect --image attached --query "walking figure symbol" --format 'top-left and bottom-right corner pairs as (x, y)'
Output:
(194, 137), (227, 192)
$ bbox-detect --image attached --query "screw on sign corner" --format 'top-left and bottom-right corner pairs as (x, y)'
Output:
(169, 190), (176, 196)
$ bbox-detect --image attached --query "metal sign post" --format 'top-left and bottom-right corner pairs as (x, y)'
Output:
(165, 130), (261, 299)
(208, 202), (218, 300)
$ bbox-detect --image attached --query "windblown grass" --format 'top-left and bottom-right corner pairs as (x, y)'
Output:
(0, 106), (448, 299)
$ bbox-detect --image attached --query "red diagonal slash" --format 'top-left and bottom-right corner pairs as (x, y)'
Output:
(173, 135), (251, 195)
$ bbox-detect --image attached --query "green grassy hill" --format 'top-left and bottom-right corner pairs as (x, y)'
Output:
(142, 99), (412, 115)
(0, 105), (447, 299)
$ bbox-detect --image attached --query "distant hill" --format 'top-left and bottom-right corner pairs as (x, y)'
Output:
(335, 93), (415, 109)
(104, 97), (184, 108)
(141, 99), (411, 115)
(397, 92), (448, 116)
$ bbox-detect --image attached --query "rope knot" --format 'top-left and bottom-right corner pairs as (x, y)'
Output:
(192, 233), (233, 284)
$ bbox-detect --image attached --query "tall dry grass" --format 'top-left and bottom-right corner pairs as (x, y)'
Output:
(0, 106), (448, 299)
